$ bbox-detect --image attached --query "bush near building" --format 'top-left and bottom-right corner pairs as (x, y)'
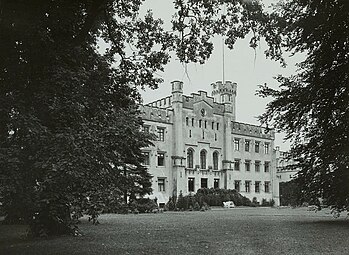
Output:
(165, 188), (257, 211)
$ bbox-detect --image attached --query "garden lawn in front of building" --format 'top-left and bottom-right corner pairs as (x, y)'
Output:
(1, 207), (349, 255)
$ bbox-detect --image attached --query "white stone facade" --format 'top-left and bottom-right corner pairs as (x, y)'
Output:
(141, 81), (280, 206)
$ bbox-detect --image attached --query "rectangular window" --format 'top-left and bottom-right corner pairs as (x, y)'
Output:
(157, 127), (165, 141)
(216, 123), (219, 130)
(186, 117), (189, 126)
(234, 180), (241, 192)
(264, 161), (270, 172)
(255, 161), (260, 172)
(199, 120), (202, 128)
(245, 181), (251, 193)
(255, 141), (260, 153)
(158, 178), (165, 192)
(234, 139), (240, 151)
(204, 120), (207, 128)
(265, 181), (270, 193)
(255, 181), (260, 193)
(157, 152), (165, 166)
(214, 179), (220, 189)
(212, 122), (214, 129)
(234, 159), (240, 171)
(192, 118), (195, 127)
(143, 125), (150, 133)
(201, 178), (208, 188)
(188, 178), (195, 192)
(142, 152), (150, 165)
(245, 160), (251, 171)
(245, 140), (250, 152)
(264, 142), (270, 154)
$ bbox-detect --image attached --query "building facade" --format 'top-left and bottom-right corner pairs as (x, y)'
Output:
(140, 80), (279, 206)
(275, 149), (298, 183)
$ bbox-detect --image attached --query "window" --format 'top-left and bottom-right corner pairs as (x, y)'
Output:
(265, 181), (270, 193)
(200, 150), (207, 169)
(255, 181), (260, 193)
(264, 161), (270, 172)
(234, 180), (240, 192)
(204, 120), (207, 128)
(201, 108), (206, 117)
(245, 160), (251, 171)
(213, 151), (219, 170)
(215, 133), (217, 141)
(214, 179), (219, 189)
(186, 117), (189, 126)
(157, 127), (165, 141)
(212, 122), (214, 129)
(142, 152), (150, 165)
(264, 143), (270, 154)
(216, 123), (219, 130)
(158, 178), (165, 191)
(255, 141), (260, 153)
(255, 161), (260, 172)
(199, 120), (202, 128)
(245, 181), (251, 193)
(245, 140), (250, 152)
(157, 152), (165, 166)
(234, 138), (240, 151)
(192, 118), (195, 127)
(201, 178), (208, 188)
(234, 159), (240, 171)
(188, 178), (195, 192)
(143, 125), (150, 133)
(187, 149), (194, 169)
(189, 130), (192, 138)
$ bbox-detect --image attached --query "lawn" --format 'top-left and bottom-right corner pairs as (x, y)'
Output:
(0, 207), (349, 255)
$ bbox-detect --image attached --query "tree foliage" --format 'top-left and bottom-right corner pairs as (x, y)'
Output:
(171, 0), (283, 64)
(258, 0), (349, 211)
(0, 0), (160, 236)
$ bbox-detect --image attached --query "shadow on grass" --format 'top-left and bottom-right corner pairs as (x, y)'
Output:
(298, 219), (349, 228)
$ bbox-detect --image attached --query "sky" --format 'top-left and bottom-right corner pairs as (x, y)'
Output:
(138, 0), (302, 151)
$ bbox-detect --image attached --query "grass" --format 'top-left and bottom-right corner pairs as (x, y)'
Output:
(0, 207), (349, 255)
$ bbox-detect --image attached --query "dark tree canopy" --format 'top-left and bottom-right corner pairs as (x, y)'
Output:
(258, 0), (349, 211)
(0, 0), (160, 236)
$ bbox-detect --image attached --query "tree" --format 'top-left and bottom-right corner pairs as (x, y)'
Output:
(0, 0), (281, 236)
(258, 1), (349, 211)
(0, 0), (161, 236)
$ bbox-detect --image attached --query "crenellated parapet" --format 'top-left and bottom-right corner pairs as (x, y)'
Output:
(232, 121), (275, 139)
(140, 105), (173, 123)
(146, 96), (172, 109)
(211, 81), (237, 100)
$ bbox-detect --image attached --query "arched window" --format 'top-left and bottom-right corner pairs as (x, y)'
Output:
(200, 150), (207, 169)
(187, 148), (194, 169)
(213, 151), (219, 170)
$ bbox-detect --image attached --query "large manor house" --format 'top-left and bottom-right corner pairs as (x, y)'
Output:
(140, 80), (286, 206)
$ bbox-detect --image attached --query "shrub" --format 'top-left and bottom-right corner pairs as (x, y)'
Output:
(193, 202), (200, 211)
(165, 188), (252, 211)
(129, 198), (158, 213)
(252, 197), (259, 206)
(166, 197), (176, 211)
